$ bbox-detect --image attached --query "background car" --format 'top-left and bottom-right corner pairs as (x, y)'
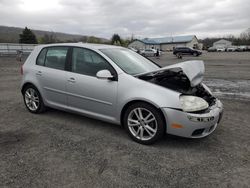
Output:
(173, 47), (202, 56)
(216, 47), (226, 52)
(226, 46), (237, 52)
(140, 49), (157, 56)
(128, 47), (139, 53)
(236, 46), (247, 52)
(207, 47), (217, 52)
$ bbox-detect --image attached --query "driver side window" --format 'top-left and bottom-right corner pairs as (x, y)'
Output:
(71, 47), (115, 77)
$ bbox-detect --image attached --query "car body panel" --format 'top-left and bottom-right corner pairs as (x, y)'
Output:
(135, 60), (205, 87)
(35, 65), (67, 107)
(162, 99), (223, 138)
(115, 73), (182, 122)
(66, 71), (118, 120)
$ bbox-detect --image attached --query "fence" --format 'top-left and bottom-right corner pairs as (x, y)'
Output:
(0, 43), (37, 56)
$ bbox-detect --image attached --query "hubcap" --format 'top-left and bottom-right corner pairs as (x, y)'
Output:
(127, 108), (157, 141)
(24, 88), (39, 111)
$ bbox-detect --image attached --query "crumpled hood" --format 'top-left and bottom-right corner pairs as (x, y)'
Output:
(136, 60), (205, 87)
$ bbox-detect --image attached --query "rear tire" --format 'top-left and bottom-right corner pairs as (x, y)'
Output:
(23, 85), (46, 113)
(123, 102), (165, 145)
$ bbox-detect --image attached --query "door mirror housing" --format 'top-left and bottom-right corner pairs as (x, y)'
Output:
(96, 70), (114, 80)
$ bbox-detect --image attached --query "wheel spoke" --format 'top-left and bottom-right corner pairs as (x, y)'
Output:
(30, 89), (35, 97)
(25, 93), (30, 98)
(128, 119), (140, 126)
(145, 117), (156, 124)
(33, 97), (39, 102)
(133, 109), (141, 120)
(32, 101), (37, 110)
(135, 127), (142, 136)
(26, 100), (31, 105)
(140, 127), (144, 139)
(144, 112), (152, 121)
(137, 108), (144, 119)
(145, 125), (156, 134)
(29, 101), (34, 108)
(144, 127), (154, 137)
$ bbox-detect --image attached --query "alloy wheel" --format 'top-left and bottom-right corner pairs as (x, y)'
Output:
(127, 108), (158, 141)
(24, 88), (40, 111)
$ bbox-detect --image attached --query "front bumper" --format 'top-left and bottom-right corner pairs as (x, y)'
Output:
(161, 99), (223, 138)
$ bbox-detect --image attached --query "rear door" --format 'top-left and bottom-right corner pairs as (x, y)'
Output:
(35, 46), (69, 107)
(66, 47), (118, 120)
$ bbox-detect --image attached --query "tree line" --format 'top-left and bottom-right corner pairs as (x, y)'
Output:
(19, 27), (132, 46)
(19, 26), (250, 48)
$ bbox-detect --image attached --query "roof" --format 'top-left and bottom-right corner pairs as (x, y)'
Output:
(35, 43), (123, 50)
(213, 39), (232, 44)
(135, 35), (196, 45)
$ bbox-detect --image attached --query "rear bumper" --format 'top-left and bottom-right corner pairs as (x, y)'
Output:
(161, 99), (223, 138)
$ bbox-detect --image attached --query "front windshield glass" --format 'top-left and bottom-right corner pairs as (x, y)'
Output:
(100, 48), (160, 75)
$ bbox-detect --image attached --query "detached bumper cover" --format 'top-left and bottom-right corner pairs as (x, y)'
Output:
(162, 99), (223, 138)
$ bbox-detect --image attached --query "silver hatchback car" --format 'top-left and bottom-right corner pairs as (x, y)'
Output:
(21, 43), (223, 144)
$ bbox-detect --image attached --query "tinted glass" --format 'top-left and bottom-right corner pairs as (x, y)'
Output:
(44, 47), (68, 70)
(36, 48), (47, 66)
(100, 48), (159, 75)
(72, 47), (114, 76)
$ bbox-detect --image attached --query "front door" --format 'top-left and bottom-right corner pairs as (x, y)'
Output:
(66, 47), (118, 120)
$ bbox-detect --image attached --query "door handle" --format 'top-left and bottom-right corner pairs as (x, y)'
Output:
(36, 71), (42, 76)
(68, 77), (76, 83)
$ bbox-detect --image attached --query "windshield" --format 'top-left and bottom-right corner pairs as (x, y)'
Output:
(100, 48), (160, 75)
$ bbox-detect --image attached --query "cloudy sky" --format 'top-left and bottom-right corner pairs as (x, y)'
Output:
(0, 0), (249, 39)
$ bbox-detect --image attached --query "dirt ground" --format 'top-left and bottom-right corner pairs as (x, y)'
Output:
(0, 52), (250, 188)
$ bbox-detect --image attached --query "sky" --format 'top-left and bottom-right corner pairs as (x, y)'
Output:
(0, 0), (249, 39)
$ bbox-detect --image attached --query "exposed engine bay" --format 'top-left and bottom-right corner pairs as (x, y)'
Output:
(137, 67), (216, 107)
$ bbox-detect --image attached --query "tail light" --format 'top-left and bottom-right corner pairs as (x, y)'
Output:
(21, 65), (23, 75)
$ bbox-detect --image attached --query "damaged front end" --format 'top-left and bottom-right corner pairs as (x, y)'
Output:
(135, 60), (223, 138)
(136, 61), (216, 112)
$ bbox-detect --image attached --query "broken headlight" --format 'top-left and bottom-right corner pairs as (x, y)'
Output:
(180, 95), (209, 112)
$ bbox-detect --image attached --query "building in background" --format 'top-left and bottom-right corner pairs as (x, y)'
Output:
(213, 39), (232, 49)
(128, 35), (202, 51)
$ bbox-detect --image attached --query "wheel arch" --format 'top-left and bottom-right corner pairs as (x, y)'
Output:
(21, 82), (41, 95)
(120, 100), (167, 129)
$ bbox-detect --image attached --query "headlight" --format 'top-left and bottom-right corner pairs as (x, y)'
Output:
(180, 95), (209, 112)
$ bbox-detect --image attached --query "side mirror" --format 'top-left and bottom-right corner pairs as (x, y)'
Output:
(96, 70), (114, 80)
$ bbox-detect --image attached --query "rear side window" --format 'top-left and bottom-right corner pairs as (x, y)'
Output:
(36, 48), (47, 66)
(44, 47), (69, 70)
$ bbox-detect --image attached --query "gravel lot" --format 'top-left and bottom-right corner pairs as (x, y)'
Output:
(0, 52), (250, 187)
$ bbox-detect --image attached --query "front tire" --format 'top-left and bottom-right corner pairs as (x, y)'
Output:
(123, 102), (165, 145)
(23, 85), (46, 113)
(176, 52), (182, 59)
